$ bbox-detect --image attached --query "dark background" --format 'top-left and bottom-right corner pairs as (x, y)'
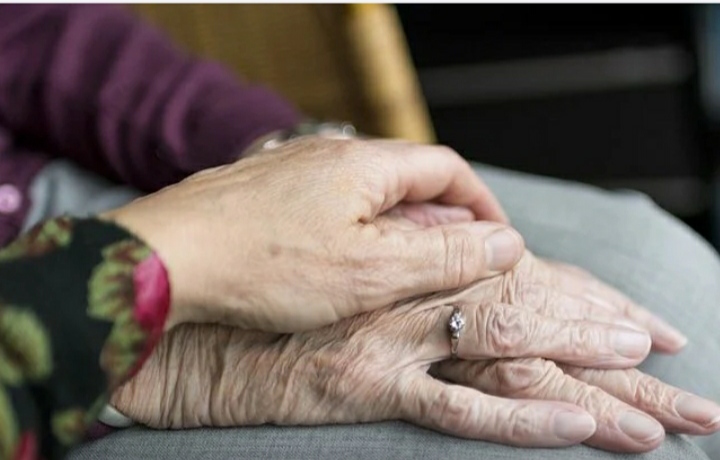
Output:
(396, 5), (720, 248)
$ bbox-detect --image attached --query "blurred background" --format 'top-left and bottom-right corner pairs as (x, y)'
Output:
(398, 4), (719, 249)
(132, 4), (720, 249)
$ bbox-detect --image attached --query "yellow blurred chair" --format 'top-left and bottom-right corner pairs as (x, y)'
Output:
(130, 4), (435, 144)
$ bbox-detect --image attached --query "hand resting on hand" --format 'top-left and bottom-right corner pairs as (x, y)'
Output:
(111, 252), (716, 453)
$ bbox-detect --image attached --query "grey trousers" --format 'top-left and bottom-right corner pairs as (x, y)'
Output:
(35, 160), (717, 460)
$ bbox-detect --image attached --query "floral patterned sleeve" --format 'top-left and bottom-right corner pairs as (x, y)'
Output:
(0, 217), (171, 460)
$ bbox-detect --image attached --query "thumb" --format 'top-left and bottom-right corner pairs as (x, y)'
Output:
(399, 374), (596, 446)
(376, 221), (524, 303)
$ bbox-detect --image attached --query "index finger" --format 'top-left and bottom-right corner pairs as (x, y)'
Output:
(365, 139), (509, 223)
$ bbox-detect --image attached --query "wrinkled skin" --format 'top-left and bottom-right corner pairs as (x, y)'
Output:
(112, 252), (720, 453)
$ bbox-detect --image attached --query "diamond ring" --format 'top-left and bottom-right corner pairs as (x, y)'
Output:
(448, 307), (465, 359)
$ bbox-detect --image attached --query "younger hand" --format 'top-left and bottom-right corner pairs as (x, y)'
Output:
(104, 137), (518, 331)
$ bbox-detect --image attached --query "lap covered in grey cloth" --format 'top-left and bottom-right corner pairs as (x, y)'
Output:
(35, 159), (717, 460)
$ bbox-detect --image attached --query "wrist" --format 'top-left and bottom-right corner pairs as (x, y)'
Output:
(97, 209), (184, 330)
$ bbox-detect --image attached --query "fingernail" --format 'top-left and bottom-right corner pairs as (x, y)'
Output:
(652, 317), (688, 348)
(613, 329), (651, 359)
(675, 394), (720, 428)
(484, 228), (522, 271)
(553, 411), (596, 442)
(618, 411), (664, 443)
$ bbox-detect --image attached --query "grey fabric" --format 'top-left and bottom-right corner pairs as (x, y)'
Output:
(481, 164), (720, 459)
(72, 423), (704, 460)
(23, 159), (141, 232)
(28, 159), (717, 460)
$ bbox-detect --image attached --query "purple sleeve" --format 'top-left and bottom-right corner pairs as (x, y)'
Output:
(0, 5), (303, 192)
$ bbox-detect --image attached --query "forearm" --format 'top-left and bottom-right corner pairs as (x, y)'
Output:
(0, 217), (170, 459)
(0, 5), (302, 191)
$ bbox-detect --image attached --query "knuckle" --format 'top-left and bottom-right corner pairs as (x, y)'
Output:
(629, 372), (674, 410)
(564, 326), (604, 358)
(573, 385), (613, 415)
(433, 387), (473, 431)
(489, 358), (558, 397)
(502, 403), (541, 441)
(440, 227), (481, 287)
(564, 367), (668, 415)
(482, 305), (529, 355)
(498, 255), (534, 304)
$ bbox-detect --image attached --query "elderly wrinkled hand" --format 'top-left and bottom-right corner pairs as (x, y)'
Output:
(435, 358), (719, 453)
(467, 253), (688, 354)
(111, 252), (713, 453)
(385, 203), (687, 354)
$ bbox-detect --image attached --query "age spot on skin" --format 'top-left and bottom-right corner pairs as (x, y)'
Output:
(268, 244), (282, 257)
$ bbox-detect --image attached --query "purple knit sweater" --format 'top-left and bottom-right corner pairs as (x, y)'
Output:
(0, 5), (302, 245)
